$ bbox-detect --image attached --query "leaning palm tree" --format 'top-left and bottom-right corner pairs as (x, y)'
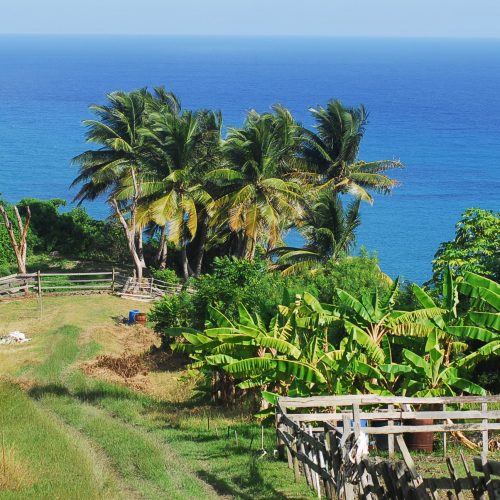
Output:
(210, 107), (304, 260)
(302, 100), (403, 203)
(71, 89), (153, 280)
(271, 190), (361, 275)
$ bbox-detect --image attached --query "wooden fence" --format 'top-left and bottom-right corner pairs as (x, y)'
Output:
(276, 395), (500, 499)
(0, 270), (191, 301)
(0, 271), (117, 298)
(119, 276), (188, 301)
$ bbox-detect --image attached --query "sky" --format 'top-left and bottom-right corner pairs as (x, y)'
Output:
(0, 0), (499, 38)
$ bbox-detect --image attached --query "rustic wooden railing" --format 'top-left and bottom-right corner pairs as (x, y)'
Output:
(0, 271), (190, 301)
(118, 277), (193, 301)
(276, 395), (500, 499)
(0, 271), (117, 298)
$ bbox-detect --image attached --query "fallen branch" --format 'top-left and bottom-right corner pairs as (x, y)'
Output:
(446, 418), (480, 450)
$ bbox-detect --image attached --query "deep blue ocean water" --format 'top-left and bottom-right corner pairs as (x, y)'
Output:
(0, 36), (499, 283)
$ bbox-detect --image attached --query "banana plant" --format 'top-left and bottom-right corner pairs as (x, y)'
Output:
(335, 278), (445, 364)
(411, 267), (500, 364)
(380, 330), (488, 396)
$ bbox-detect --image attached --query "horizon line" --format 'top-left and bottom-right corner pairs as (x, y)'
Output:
(1, 33), (499, 40)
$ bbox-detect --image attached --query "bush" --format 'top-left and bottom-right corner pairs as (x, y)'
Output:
(152, 268), (180, 284)
(16, 198), (129, 263)
(294, 249), (392, 304)
(432, 208), (500, 284)
(149, 253), (393, 346)
(148, 291), (196, 343)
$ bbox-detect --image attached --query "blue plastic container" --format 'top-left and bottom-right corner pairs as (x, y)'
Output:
(339, 419), (368, 429)
(128, 310), (140, 325)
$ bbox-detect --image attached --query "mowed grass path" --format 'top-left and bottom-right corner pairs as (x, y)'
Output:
(0, 296), (313, 499)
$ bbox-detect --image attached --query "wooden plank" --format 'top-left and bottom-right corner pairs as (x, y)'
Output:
(446, 457), (464, 500)
(481, 402), (488, 457)
(388, 403), (395, 459)
(352, 403), (361, 438)
(460, 451), (482, 500)
(277, 428), (336, 484)
(379, 461), (404, 500)
(40, 272), (113, 276)
(395, 434), (421, 483)
(40, 285), (112, 290)
(284, 410), (500, 422)
(350, 423), (500, 435)
(41, 279), (112, 284)
(278, 395), (500, 408)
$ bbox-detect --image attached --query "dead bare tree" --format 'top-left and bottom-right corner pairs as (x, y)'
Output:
(0, 204), (31, 274)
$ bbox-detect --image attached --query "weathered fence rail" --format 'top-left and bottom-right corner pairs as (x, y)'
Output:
(276, 395), (500, 499)
(0, 270), (190, 301)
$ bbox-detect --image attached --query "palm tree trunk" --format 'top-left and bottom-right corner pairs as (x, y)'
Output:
(111, 198), (144, 286)
(155, 225), (168, 269)
(245, 237), (257, 261)
(194, 217), (208, 277)
(180, 240), (190, 282)
(135, 231), (147, 270)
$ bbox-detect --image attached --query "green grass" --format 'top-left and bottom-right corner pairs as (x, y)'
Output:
(0, 382), (120, 499)
(0, 296), (314, 499)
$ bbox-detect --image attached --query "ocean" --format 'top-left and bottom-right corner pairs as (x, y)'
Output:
(0, 36), (499, 283)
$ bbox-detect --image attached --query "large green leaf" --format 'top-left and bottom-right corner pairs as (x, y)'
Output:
(163, 327), (201, 337)
(336, 289), (372, 322)
(402, 349), (429, 371)
(205, 354), (238, 366)
(462, 271), (500, 296)
(255, 337), (301, 358)
(458, 274), (500, 310)
(449, 377), (487, 396)
(379, 363), (412, 375)
(344, 321), (385, 363)
(469, 312), (500, 332)
(238, 304), (255, 327)
(455, 340), (500, 368)
(204, 327), (240, 338)
(208, 306), (234, 327)
(446, 326), (499, 343)
(442, 266), (458, 316)
(225, 358), (326, 384)
(412, 284), (437, 308)
(182, 332), (213, 345)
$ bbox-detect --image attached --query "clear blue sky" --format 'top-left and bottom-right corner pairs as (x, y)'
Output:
(1, 0), (499, 37)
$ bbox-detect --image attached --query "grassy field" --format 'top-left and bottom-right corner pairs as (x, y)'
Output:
(0, 295), (314, 499)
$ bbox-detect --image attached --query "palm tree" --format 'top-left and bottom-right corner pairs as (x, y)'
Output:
(71, 89), (152, 280)
(271, 190), (361, 275)
(302, 100), (403, 203)
(210, 107), (304, 260)
(132, 110), (217, 281)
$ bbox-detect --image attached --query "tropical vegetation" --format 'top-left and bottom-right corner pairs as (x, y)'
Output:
(70, 89), (402, 281)
(163, 267), (499, 405)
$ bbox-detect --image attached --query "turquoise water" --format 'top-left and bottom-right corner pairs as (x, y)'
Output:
(0, 36), (499, 283)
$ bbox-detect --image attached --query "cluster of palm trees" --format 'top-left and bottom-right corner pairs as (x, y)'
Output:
(72, 88), (403, 281)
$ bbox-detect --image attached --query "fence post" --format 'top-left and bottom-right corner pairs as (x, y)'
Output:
(481, 402), (488, 457)
(37, 270), (42, 296)
(388, 403), (395, 458)
(111, 267), (115, 293)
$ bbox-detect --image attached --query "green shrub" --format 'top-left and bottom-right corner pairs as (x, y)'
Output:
(148, 291), (196, 343)
(149, 253), (392, 346)
(17, 199), (129, 262)
(294, 249), (392, 304)
(432, 208), (500, 284)
(152, 268), (180, 284)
